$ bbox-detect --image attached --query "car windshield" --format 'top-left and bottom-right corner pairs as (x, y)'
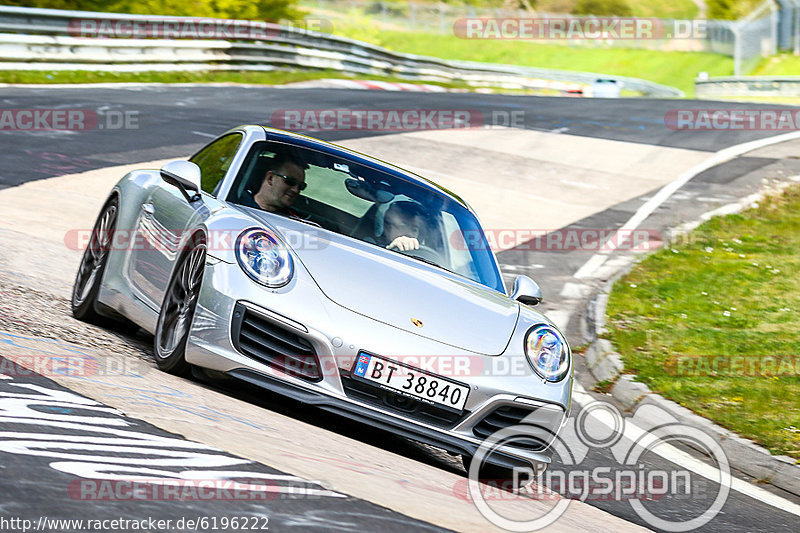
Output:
(227, 140), (504, 293)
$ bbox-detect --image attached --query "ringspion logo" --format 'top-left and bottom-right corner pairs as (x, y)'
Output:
(466, 400), (731, 531)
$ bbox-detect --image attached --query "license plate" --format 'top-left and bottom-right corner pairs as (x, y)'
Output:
(351, 353), (470, 411)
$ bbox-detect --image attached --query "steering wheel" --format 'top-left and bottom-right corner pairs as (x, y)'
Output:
(403, 244), (443, 265)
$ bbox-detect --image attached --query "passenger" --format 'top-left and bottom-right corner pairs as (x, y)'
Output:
(375, 200), (427, 251)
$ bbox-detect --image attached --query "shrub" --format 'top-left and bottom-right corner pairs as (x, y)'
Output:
(571, 0), (633, 16)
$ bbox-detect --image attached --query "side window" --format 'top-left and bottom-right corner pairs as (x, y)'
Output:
(190, 133), (243, 195)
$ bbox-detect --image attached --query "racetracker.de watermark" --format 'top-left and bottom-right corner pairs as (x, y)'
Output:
(0, 355), (148, 378)
(68, 479), (283, 501)
(665, 109), (800, 130)
(64, 228), (329, 253)
(256, 353), (550, 381)
(0, 109), (138, 131)
(66, 227), (663, 255)
(666, 355), (800, 377)
(67, 17), (331, 39)
(270, 109), (490, 132)
(455, 228), (662, 252)
(453, 17), (708, 40)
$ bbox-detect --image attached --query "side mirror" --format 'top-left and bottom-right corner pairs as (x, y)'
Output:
(511, 275), (543, 306)
(160, 160), (202, 202)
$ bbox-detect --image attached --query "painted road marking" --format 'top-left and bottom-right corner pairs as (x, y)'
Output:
(573, 384), (800, 517)
(574, 131), (800, 279)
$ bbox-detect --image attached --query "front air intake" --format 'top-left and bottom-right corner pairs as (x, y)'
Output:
(231, 302), (322, 382)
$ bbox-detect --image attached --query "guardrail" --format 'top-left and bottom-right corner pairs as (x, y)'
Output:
(0, 6), (683, 98)
(696, 76), (800, 98)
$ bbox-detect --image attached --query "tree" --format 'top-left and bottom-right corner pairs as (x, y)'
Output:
(706, 0), (737, 20)
(571, 0), (633, 17)
(4, 0), (302, 21)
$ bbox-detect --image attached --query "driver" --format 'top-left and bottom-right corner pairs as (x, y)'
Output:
(377, 201), (426, 251)
(244, 152), (308, 215)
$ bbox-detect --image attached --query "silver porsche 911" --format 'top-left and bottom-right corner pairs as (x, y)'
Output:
(71, 125), (572, 473)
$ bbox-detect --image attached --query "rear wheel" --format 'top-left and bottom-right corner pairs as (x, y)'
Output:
(71, 198), (118, 323)
(154, 237), (206, 376)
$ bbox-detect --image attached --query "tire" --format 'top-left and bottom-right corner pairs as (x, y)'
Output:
(71, 197), (119, 323)
(153, 237), (207, 376)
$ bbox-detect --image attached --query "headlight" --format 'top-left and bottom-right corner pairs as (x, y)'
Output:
(236, 229), (293, 287)
(525, 325), (570, 382)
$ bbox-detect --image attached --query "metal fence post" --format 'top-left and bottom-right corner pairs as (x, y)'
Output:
(771, 0), (779, 54)
(795, 0), (800, 54)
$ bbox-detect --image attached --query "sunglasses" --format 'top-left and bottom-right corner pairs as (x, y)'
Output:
(273, 172), (307, 191)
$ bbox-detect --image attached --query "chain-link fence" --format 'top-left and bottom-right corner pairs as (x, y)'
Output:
(301, 0), (529, 34)
(303, 0), (788, 75)
(733, 0), (779, 75)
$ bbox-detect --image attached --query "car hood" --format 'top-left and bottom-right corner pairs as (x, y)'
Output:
(263, 218), (519, 355)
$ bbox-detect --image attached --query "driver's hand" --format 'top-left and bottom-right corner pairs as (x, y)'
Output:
(387, 236), (419, 251)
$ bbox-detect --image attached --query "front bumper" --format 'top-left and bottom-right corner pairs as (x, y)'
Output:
(186, 259), (570, 469)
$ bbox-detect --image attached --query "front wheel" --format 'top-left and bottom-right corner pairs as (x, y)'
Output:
(154, 238), (206, 375)
(72, 197), (118, 323)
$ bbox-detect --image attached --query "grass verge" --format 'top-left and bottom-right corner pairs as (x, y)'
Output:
(331, 21), (732, 97)
(1, 12), (735, 97)
(753, 52), (800, 77)
(0, 69), (472, 88)
(606, 184), (800, 460)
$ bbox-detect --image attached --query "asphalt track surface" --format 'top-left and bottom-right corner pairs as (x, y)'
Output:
(1, 85), (797, 189)
(1, 86), (800, 532)
(0, 354), (448, 533)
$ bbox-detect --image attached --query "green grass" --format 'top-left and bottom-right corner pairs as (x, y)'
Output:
(606, 185), (800, 460)
(319, 0), (700, 19)
(0, 69), (330, 85)
(623, 0), (699, 18)
(1, 2), (735, 96)
(0, 43), (733, 98)
(0, 3), (741, 97)
(0, 68), (473, 89)
(538, 0), (700, 18)
(753, 52), (800, 77)
(331, 22), (732, 96)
